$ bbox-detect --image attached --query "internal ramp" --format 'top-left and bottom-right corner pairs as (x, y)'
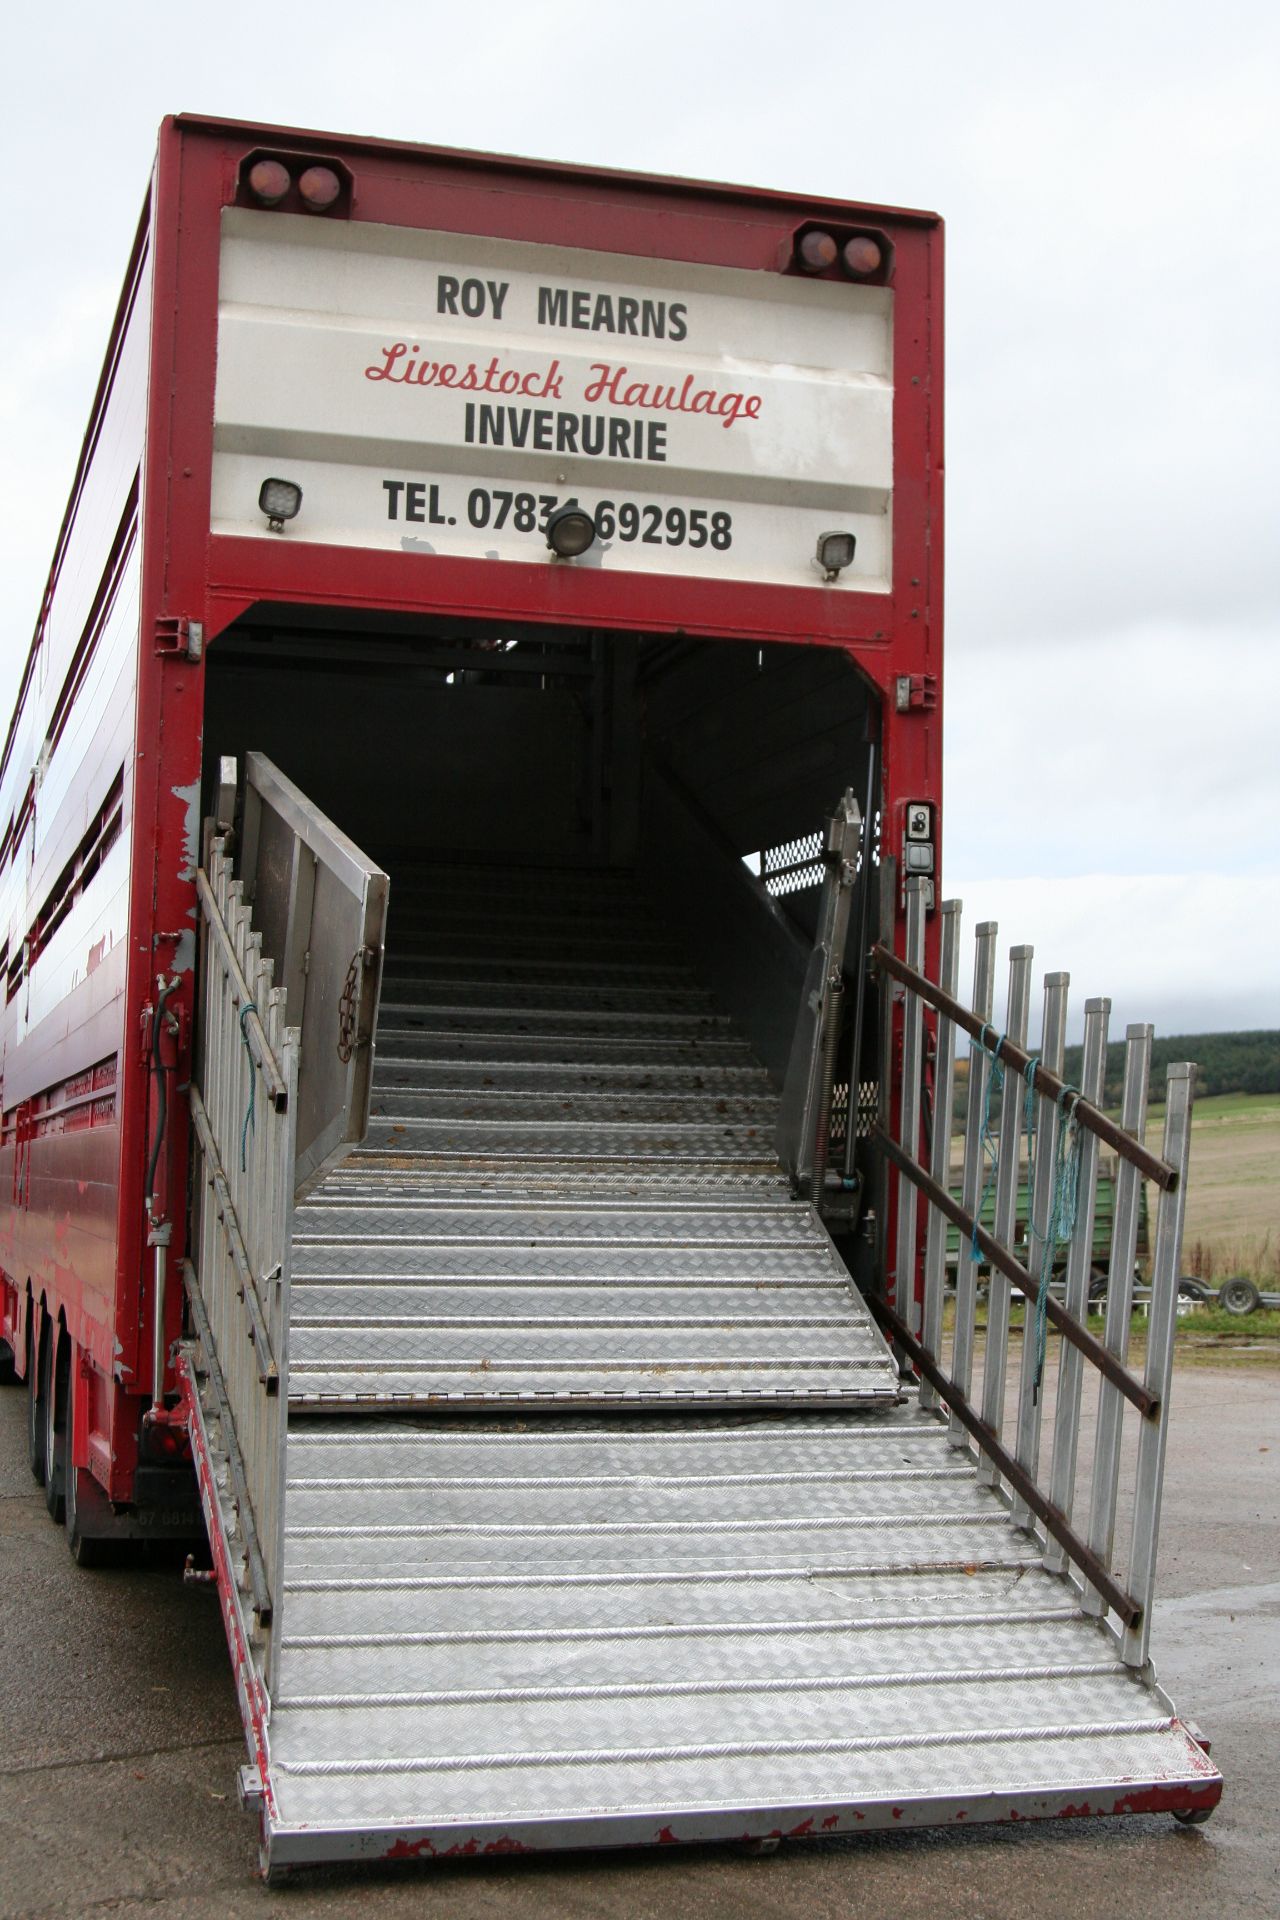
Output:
(285, 860), (902, 1410)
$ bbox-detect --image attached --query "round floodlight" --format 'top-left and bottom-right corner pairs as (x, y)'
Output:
(546, 504), (596, 558)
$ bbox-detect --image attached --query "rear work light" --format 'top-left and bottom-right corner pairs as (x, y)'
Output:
(259, 477), (303, 530)
(816, 531), (857, 579)
(546, 503), (596, 558)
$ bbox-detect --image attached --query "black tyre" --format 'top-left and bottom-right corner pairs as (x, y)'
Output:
(1173, 1806), (1214, 1826)
(1177, 1277), (1212, 1303)
(1218, 1275), (1261, 1316)
(43, 1324), (67, 1524)
(27, 1310), (47, 1486)
(1087, 1269), (1109, 1305)
(0, 1337), (17, 1387)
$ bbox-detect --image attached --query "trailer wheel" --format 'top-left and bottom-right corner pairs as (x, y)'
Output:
(43, 1324), (67, 1524)
(1173, 1806), (1214, 1826)
(0, 1337), (17, 1387)
(1217, 1276), (1261, 1316)
(27, 1309), (47, 1486)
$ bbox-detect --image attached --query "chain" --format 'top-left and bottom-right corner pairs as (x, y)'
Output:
(337, 951), (362, 1063)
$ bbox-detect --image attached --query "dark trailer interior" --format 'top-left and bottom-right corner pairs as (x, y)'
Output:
(202, 610), (887, 1286)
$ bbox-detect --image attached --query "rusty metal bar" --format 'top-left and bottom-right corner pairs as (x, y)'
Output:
(869, 1123), (1157, 1417)
(863, 1290), (1142, 1629)
(872, 942), (1176, 1191)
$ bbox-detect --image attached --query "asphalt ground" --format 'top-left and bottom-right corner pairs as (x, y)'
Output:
(1, 1365), (1276, 1919)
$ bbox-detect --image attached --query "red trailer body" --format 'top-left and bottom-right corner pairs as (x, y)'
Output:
(0, 115), (942, 1525)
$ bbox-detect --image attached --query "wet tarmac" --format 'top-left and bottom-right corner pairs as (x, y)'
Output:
(1, 1365), (1276, 1918)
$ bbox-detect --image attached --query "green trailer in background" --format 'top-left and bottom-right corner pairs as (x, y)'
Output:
(945, 1157), (1150, 1299)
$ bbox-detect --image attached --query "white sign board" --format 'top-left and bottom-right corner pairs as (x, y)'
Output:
(212, 209), (894, 592)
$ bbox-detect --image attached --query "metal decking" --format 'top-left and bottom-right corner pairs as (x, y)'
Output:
(261, 1409), (1218, 1863)
(286, 863), (901, 1410)
(198, 860), (1220, 1868)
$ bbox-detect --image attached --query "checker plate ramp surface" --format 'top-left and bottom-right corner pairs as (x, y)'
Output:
(258, 1407), (1218, 1865)
(196, 860), (1219, 1870)
(286, 864), (900, 1410)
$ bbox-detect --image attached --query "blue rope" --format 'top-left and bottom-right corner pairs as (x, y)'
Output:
(239, 1002), (258, 1172)
(1029, 1086), (1084, 1402)
(1021, 1054), (1041, 1257)
(969, 1031), (1007, 1262)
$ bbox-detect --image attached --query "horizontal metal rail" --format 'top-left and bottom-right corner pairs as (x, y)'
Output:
(871, 1123), (1156, 1418)
(188, 1086), (278, 1390)
(863, 1291), (1142, 1628)
(180, 1261), (273, 1623)
(196, 868), (289, 1111)
(872, 942), (1177, 1191)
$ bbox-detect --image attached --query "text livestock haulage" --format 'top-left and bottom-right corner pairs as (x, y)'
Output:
(365, 349), (761, 428)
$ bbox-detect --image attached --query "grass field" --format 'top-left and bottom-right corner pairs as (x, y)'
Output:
(1149, 1091), (1278, 1287)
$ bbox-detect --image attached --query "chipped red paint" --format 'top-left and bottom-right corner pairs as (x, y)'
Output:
(655, 1826), (679, 1845)
(787, 1818), (815, 1838)
(821, 1814), (840, 1831)
(384, 1836), (437, 1861)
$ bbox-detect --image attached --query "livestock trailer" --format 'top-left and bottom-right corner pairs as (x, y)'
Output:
(0, 115), (1220, 1874)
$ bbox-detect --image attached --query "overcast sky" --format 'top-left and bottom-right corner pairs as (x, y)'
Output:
(2, 1), (1277, 1039)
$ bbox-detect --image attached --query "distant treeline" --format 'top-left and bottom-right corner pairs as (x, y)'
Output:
(1060, 1031), (1280, 1103)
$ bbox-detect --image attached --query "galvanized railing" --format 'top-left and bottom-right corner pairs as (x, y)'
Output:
(868, 876), (1193, 1667)
(185, 834), (299, 1682)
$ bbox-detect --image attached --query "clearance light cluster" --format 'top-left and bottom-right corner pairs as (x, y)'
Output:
(792, 223), (893, 283)
(239, 151), (351, 216)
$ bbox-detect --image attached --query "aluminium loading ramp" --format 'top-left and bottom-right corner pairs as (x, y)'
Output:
(195, 862), (1219, 1870)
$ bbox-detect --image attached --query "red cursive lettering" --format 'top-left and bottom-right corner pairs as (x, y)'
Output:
(582, 362), (761, 428)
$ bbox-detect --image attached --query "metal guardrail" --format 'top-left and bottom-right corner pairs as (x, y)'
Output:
(187, 835), (299, 1681)
(870, 878), (1194, 1665)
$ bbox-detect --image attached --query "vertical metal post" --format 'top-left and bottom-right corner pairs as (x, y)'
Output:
(1083, 1024), (1153, 1618)
(1042, 998), (1109, 1571)
(1010, 971), (1069, 1526)
(976, 945), (1034, 1487)
(894, 878), (928, 1335)
(777, 792), (862, 1186)
(1123, 1063), (1195, 1668)
(949, 921), (998, 1449)
(920, 899), (961, 1407)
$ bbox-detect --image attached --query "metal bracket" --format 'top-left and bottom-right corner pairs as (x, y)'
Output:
(237, 1764), (265, 1813)
(895, 673), (937, 712)
(154, 615), (204, 661)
